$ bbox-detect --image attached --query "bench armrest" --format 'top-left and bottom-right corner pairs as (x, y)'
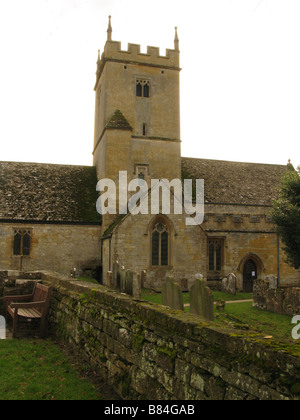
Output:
(3, 294), (34, 304)
(10, 301), (46, 309)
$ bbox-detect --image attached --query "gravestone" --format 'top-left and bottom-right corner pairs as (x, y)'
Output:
(112, 261), (119, 289)
(0, 316), (5, 340)
(222, 273), (237, 296)
(162, 277), (184, 311)
(107, 271), (112, 288)
(190, 279), (214, 321)
(125, 270), (133, 296)
(118, 268), (127, 293)
(266, 275), (278, 290)
(141, 270), (146, 289)
(132, 272), (142, 299)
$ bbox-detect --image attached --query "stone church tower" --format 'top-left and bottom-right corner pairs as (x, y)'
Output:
(93, 17), (206, 287)
(93, 17), (182, 228)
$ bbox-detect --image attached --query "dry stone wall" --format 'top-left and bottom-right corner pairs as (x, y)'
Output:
(254, 280), (300, 316)
(39, 271), (300, 401)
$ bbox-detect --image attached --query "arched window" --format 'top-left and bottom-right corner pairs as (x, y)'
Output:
(136, 79), (150, 98)
(151, 219), (169, 266)
(136, 81), (142, 97)
(13, 229), (31, 256)
(208, 238), (223, 272)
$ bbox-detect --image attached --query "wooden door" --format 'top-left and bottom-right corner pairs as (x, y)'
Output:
(243, 259), (257, 293)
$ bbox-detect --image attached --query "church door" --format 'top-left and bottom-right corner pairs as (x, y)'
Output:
(243, 259), (257, 293)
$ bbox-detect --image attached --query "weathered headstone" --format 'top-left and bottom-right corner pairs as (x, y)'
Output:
(266, 275), (278, 290)
(141, 270), (146, 289)
(112, 261), (119, 289)
(107, 271), (112, 288)
(132, 272), (142, 299)
(119, 268), (127, 293)
(125, 270), (133, 296)
(162, 277), (184, 311)
(190, 279), (214, 321)
(222, 273), (237, 296)
(0, 316), (5, 340)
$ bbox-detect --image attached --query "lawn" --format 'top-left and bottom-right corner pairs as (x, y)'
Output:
(141, 289), (253, 305)
(215, 301), (296, 343)
(0, 339), (117, 400)
(141, 289), (299, 350)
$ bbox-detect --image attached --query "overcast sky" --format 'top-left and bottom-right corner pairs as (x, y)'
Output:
(0, 0), (299, 167)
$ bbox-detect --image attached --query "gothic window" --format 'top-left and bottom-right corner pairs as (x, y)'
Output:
(208, 238), (223, 272)
(136, 81), (142, 97)
(13, 229), (31, 256)
(136, 79), (150, 98)
(151, 219), (169, 266)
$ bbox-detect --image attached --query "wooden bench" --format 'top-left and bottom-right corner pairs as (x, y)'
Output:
(4, 283), (53, 338)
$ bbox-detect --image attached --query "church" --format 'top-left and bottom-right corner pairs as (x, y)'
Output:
(0, 18), (298, 292)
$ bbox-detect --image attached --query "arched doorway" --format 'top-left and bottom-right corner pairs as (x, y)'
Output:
(243, 259), (257, 293)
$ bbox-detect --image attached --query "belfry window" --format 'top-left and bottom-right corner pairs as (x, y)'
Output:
(208, 238), (223, 272)
(136, 79), (150, 98)
(152, 219), (169, 266)
(13, 229), (32, 256)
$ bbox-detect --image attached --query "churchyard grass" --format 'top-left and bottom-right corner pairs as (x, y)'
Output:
(0, 339), (110, 400)
(141, 289), (252, 305)
(74, 276), (100, 285)
(215, 301), (296, 344)
(142, 289), (298, 346)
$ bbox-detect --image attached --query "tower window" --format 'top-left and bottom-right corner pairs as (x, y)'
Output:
(143, 123), (147, 136)
(13, 229), (32, 256)
(136, 79), (150, 98)
(151, 219), (169, 266)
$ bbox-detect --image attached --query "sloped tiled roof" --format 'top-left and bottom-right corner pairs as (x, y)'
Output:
(105, 109), (132, 130)
(0, 162), (101, 223)
(0, 157), (287, 224)
(181, 157), (287, 206)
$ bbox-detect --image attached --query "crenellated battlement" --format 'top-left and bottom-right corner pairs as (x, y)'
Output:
(95, 18), (180, 88)
(104, 40), (179, 63)
(95, 40), (180, 88)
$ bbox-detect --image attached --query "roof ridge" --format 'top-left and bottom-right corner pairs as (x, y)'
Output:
(181, 156), (286, 167)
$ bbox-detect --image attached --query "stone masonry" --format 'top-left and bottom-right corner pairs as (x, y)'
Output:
(34, 271), (300, 401)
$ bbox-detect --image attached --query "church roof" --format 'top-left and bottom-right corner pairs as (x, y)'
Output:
(0, 162), (101, 224)
(0, 157), (287, 225)
(105, 109), (132, 130)
(181, 157), (287, 206)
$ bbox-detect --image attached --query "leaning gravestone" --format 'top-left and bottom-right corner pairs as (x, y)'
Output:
(227, 273), (237, 295)
(162, 277), (184, 311)
(125, 270), (133, 296)
(190, 279), (214, 321)
(222, 273), (237, 296)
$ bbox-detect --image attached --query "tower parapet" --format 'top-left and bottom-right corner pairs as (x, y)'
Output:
(95, 21), (180, 90)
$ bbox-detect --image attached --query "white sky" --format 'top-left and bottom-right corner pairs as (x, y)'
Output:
(0, 0), (299, 167)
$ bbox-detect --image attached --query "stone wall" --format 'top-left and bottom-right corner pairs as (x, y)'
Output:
(253, 280), (300, 316)
(0, 222), (101, 276)
(203, 203), (300, 289)
(40, 271), (300, 400)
